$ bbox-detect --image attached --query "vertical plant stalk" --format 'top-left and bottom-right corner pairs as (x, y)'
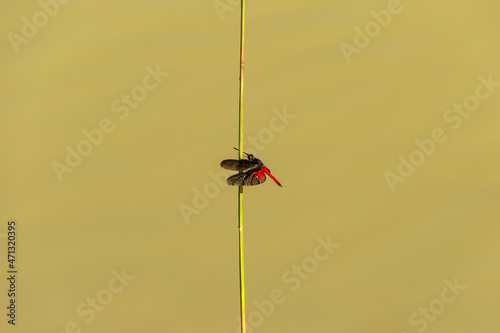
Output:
(238, 1), (246, 333)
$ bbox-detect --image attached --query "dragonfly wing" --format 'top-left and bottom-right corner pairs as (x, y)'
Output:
(243, 170), (266, 186)
(220, 159), (255, 171)
(226, 173), (246, 186)
(226, 169), (266, 186)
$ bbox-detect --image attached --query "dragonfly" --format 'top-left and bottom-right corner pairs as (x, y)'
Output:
(220, 148), (282, 187)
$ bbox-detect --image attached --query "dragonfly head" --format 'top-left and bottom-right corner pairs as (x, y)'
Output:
(233, 147), (254, 160)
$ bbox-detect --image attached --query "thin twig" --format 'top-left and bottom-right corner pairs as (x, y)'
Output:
(238, 1), (246, 332)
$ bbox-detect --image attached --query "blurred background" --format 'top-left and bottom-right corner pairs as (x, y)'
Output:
(1, 1), (499, 332)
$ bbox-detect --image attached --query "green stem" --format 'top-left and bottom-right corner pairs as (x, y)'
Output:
(238, 1), (246, 333)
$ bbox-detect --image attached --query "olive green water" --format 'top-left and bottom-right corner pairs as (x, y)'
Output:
(1, 1), (499, 332)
